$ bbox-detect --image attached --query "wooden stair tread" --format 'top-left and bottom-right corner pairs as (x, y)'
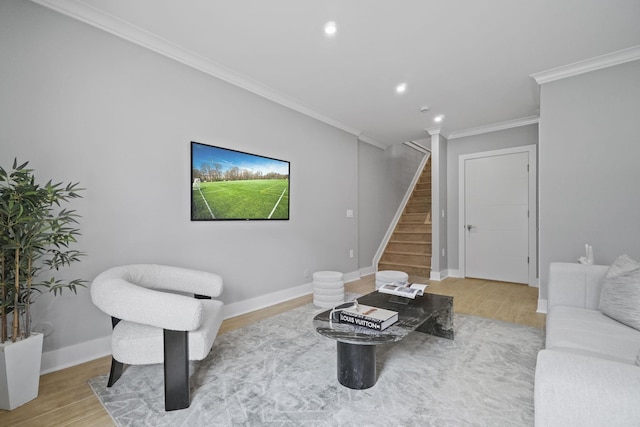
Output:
(387, 241), (430, 245)
(392, 231), (431, 235)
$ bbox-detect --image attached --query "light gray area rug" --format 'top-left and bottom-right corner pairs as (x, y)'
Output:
(89, 299), (544, 427)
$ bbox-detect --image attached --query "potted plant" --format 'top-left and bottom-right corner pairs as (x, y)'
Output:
(0, 159), (86, 410)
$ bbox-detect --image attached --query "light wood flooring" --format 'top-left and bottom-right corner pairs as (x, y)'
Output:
(0, 276), (545, 426)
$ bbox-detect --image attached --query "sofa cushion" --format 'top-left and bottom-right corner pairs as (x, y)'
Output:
(546, 305), (640, 364)
(535, 349), (640, 427)
(599, 254), (640, 331)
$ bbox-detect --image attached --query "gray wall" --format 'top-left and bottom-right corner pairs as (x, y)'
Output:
(0, 0), (400, 355)
(539, 59), (640, 300)
(357, 142), (425, 269)
(446, 124), (539, 272)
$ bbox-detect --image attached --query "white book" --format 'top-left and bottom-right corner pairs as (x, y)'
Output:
(378, 282), (428, 299)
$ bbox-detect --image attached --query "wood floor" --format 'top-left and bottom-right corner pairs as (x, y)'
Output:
(0, 275), (545, 426)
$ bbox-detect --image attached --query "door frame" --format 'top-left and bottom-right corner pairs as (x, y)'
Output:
(458, 145), (538, 287)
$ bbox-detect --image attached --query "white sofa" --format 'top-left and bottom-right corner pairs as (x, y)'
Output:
(535, 262), (640, 426)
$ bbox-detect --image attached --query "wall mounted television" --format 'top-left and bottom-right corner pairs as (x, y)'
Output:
(191, 141), (290, 221)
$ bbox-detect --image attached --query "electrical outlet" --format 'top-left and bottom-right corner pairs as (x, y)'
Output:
(442, 248), (446, 257)
(304, 269), (310, 278)
(349, 249), (354, 258)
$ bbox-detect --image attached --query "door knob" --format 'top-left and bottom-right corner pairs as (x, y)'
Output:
(466, 224), (474, 231)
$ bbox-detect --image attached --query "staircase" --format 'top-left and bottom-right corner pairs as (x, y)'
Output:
(378, 158), (432, 278)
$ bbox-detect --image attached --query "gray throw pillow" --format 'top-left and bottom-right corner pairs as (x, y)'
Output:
(599, 254), (640, 331)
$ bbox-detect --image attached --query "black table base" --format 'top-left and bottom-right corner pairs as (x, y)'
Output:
(337, 342), (376, 389)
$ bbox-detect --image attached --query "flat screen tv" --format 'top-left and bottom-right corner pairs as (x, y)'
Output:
(191, 141), (290, 221)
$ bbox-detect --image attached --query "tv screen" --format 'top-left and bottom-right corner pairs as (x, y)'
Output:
(191, 141), (290, 221)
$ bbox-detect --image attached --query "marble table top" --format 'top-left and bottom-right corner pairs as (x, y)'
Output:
(313, 291), (454, 345)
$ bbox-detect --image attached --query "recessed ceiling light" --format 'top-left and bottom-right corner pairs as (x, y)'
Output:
(434, 114), (445, 123)
(323, 21), (337, 36)
(396, 83), (407, 94)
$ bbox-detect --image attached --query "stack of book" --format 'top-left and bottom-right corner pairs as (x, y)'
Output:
(338, 304), (398, 331)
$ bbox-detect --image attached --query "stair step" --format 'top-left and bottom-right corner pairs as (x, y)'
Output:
(378, 262), (430, 277)
(400, 213), (429, 223)
(404, 205), (430, 214)
(386, 241), (432, 254)
(395, 223), (431, 233)
(407, 197), (429, 206)
(412, 189), (431, 198)
(380, 253), (431, 266)
(390, 231), (431, 242)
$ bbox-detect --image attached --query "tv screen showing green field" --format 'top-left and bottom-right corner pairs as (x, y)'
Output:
(191, 142), (290, 221)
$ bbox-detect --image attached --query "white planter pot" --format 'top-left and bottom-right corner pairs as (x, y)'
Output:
(0, 332), (44, 410)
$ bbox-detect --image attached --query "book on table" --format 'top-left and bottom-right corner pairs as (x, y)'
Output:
(378, 282), (428, 299)
(338, 304), (398, 331)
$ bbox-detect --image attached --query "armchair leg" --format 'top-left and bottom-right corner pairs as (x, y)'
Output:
(107, 357), (125, 387)
(163, 329), (190, 411)
(107, 316), (124, 387)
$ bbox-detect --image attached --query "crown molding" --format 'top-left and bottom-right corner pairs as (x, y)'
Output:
(30, 0), (387, 148)
(447, 116), (539, 140)
(358, 134), (388, 150)
(425, 127), (443, 136)
(531, 45), (640, 85)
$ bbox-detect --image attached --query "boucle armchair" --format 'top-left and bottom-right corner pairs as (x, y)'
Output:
(90, 264), (224, 411)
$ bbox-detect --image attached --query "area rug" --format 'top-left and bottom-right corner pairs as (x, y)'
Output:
(89, 298), (544, 427)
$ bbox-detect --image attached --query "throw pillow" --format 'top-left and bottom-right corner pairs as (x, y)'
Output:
(599, 254), (640, 331)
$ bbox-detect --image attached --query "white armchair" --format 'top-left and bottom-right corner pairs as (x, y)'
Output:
(90, 264), (224, 411)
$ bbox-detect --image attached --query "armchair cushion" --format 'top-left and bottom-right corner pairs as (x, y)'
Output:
(112, 299), (224, 364)
(91, 264), (223, 331)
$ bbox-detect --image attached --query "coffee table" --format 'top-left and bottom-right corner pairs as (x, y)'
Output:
(313, 290), (454, 389)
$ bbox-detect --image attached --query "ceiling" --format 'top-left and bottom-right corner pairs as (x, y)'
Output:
(34, 0), (640, 147)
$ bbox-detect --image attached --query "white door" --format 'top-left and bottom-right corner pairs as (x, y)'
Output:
(463, 151), (529, 284)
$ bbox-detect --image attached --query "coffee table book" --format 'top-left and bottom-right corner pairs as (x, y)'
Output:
(378, 282), (428, 299)
(338, 304), (398, 331)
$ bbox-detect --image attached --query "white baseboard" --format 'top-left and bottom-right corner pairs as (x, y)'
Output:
(447, 269), (463, 278)
(40, 269), (364, 374)
(358, 266), (375, 277)
(222, 282), (313, 319)
(344, 270), (363, 283)
(41, 335), (111, 375)
(430, 269), (451, 281)
(537, 299), (548, 314)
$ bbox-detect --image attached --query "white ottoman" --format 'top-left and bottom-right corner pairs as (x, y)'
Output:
(313, 271), (344, 308)
(375, 270), (409, 290)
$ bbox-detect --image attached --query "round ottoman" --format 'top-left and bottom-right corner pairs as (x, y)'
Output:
(375, 270), (409, 290)
(313, 271), (344, 308)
